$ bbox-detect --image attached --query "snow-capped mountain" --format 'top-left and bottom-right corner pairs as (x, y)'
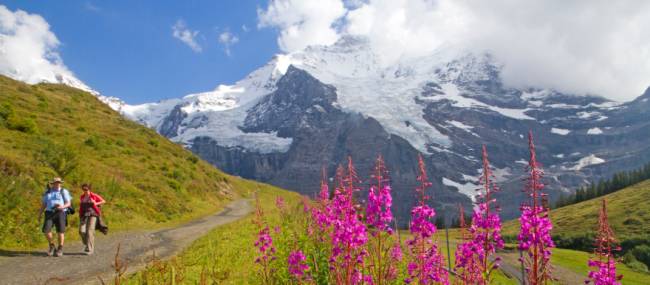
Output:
(116, 36), (650, 220)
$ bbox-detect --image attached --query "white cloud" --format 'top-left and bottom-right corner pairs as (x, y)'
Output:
(258, 0), (650, 101)
(218, 31), (239, 56)
(172, 19), (202, 52)
(84, 2), (101, 12)
(257, 0), (347, 52)
(0, 5), (88, 89)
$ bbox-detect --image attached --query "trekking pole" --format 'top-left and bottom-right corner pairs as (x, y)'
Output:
(519, 248), (526, 285)
(445, 222), (451, 271)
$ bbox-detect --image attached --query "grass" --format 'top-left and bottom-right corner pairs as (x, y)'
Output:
(0, 76), (282, 249)
(502, 179), (650, 238)
(551, 248), (649, 285)
(499, 179), (650, 283)
(127, 187), (303, 284)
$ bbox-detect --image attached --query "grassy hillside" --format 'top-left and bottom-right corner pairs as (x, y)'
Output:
(503, 179), (650, 238)
(502, 179), (650, 275)
(0, 75), (283, 248)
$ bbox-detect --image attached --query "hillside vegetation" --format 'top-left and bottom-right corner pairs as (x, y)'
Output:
(0, 76), (282, 248)
(503, 179), (650, 238)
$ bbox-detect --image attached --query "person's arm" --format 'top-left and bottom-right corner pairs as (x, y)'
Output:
(39, 192), (47, 215)
(93, 194), (106, 206)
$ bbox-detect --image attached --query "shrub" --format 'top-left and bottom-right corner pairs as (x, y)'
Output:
(84, 135), (101, 149)
(187, 155), (199, 164)
(632, 245), (650, 268)
(7, 116), (38, 134)
(36, 139), (79, 178)
(623, 251), (649, 272)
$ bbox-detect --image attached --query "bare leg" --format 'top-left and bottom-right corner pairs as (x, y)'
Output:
(45, 232), (53, 244)
(58, 233), (65, 247)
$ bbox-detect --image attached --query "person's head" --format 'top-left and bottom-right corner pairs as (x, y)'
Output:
(51, 177), (63, 189)
(82, 183), (92, 193)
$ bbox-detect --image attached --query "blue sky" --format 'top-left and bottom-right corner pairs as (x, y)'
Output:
(1, 0), (279, 104)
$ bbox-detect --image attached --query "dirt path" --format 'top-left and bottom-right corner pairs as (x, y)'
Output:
(499, 251), (586, 285)
(0, 199), (252, 285)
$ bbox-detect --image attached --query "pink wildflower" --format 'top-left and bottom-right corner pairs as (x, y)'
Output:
(288, 250), (310, 280)
(518, 131), (554, 284)
(586, 199), (623, 285)
(405, 155), (449, 285)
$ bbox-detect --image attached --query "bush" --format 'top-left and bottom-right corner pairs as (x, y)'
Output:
(187, 155), (199, 164)
(84, 135), (100, 149)
(623, 251), (649, 272)
(7, 116), (38, 134)
(0, 102), (13, 120)
(631, 244), (650, 268)
(36, 139), (79, 178)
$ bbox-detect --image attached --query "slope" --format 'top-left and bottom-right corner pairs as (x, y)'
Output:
(503, 179), (650, 238)
(0, 75), (282, 248)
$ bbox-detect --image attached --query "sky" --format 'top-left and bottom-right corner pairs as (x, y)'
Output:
(0, 0), (279, 104)
(1, 0), (650, 103)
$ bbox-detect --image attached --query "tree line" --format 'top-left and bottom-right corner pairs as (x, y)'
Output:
(554, 162), (650, 209)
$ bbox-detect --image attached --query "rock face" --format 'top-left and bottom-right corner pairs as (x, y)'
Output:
(119, 37), (650, 222)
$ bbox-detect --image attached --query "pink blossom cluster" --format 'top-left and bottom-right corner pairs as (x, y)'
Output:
(366, 184), (393, 233)
(586, 199), (623, 285)
(469, 203), (505, 262)
(405, 204), (449, 285)
(404, 155), (449, 285)
(517, 205), (554, 257)
(254, 226), (276, 264)
(586, 259), (622, 285)
(288, 250), (310, 279)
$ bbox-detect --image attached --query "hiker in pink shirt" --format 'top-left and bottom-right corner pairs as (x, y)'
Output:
(78, 184), (106, 255)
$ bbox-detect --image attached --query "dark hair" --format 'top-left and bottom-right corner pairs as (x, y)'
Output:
(81, 183), (92, 190)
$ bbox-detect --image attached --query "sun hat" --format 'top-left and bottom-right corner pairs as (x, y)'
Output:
(51, 177), (64, 184)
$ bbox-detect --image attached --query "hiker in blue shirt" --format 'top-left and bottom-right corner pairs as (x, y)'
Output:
(38, 177), (72, 257)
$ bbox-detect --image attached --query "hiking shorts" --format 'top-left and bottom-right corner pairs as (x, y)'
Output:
(42, 211), (67, 233)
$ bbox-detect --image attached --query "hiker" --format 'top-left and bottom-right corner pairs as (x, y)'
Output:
(39, 177), (72, 257)
(78, 183), (107, 255)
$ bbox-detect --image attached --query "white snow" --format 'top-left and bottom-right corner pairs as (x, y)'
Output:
(570, 154), (605, 171)
(577, 111), (601, 119)
(515, 159), (528, 165)
(422, 83), (535, 120)
(551, 128), (571, 135)
(642, 98), (648, 102)
(448, 120), (474, 130)
(443, 178), (478, 201)
(121, 55), (299, 153)
(447, 120), (480, 137)
(587, 127), (603, 135)
(554, 154), (565, 158)
(546, 103), (581, 109)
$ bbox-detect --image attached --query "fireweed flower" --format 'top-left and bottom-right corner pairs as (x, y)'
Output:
(288, 250), (310, 280)
(586, 199), (623, 285)
(365, 156), (400, 285)
(517, 131), (554, 284)
(405, 155), (449, 285)
(455, 204), (483, 284)
(455, 146), (505, 284)
(329, 157), (369, 285)
(253, 199), (277, 284)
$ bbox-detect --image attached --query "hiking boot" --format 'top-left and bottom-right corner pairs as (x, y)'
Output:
(47, 243), (55, 256)
(55, 245), (63, 257)
(84, 246), (90, 252)
(85, 250), (93, 256)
